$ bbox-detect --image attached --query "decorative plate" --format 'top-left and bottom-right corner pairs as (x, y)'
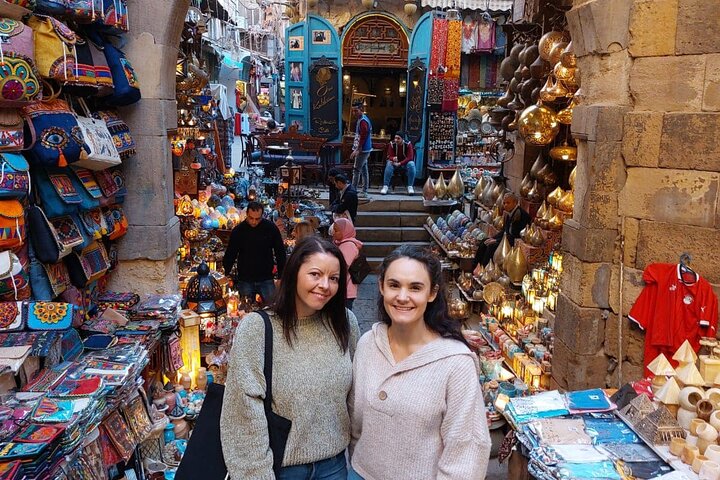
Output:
(457, 118), (468, 132)
(480, 122), (494, 135)
(469, 118), (481, 132)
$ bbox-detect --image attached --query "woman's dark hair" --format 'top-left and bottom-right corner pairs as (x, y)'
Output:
(272, 236), (350, 352)
(377, 245), (468, 346)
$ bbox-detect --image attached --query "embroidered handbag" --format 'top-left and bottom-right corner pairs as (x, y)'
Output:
(91, 109), (133, 158)
(29, 252), (70, 300)
(0, 18), (42, 106)
(73, 99), (121, 170)
(0, 198), (24, 249)
(27, 204), (83, 263)
(0, 1), (35, 19)
(65, 0), (104, 23)
(22, 99), (86, 167)
(0, 249), (29, 300)
(62, 37), (97, 95)
(99, 0), (127, 31)
(0, 301), (23, 330)
(0, 153), (29, 197)
(78, 207), (107, 240)
(64, 239), (109, 287)
(87, 37), (113, 95)
(24, 301), (73, 330)
(98, 36), (139, 106)
(103, 204), (125, 240)
(27, 14), (77, 81)
(0, 109), (28, 152)
(33, 167), (82, 217)
(69, 166), (102, 211)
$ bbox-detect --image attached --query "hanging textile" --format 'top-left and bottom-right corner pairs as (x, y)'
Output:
(467, 55), (482, 90)
(461, 17), (478, 54)
(445, 19), (462, 78)
(494, 22), (507, 55)
(442, 78), (459, 112)
(476, 19), (496, 52)
(430, 18), (449, 74)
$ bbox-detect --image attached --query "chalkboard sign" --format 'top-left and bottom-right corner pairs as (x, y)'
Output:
(405, 58), (426, 144)
(309, 56), (340, 139)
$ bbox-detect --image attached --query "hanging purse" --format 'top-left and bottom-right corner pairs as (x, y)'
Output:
(22, 99), (87, 168)
(87, 37), (113, 95)
(0, 109), (29, 152)
(0, 17), (42, 106)
(28, 14), (78, 81)
(0, 301), (23, 331)
(65, 0), (104, 23)
(0, 198), (24, 249)
(0, 153), (30, 198)
(94, 33), (139, 106)
(64, 239), (109, 287)
(27, 204), (83, 263)
(99, 0), (127, 31)
(69, 166), (102, 210)
(91, 109), (133, 158)
(73, 99), (121, 170)
(62, 36), (97, 95)
(0, 249), (29, 300)
(24, 301), (74, 330)
(78, 207), (107, 239)
(102, 204), (125, 240)
(33, 167), (82, 217)
(27, 241), (69, 300)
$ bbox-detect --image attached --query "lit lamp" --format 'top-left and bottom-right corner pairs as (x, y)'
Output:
(399, 79), (407, 97)
(184, 261), (227, 315)
(526, 364), (543, 390)
(179, 309), (202, 386)
(279, 149), (302, 191)
(403, 0), (417, 14)
(547, 291), (557, 311)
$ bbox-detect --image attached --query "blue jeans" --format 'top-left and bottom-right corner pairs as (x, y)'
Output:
(348, 465), (364, 480)
(277, 451), (347, 480)
(352, 151), (370, 194)
(236, 279), (276, 304)
(383, 160), (416, 187)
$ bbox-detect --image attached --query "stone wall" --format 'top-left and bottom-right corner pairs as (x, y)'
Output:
(107, 0), (187, 294)
(551, 0), (720, 389)
(312, 0), (423, 32)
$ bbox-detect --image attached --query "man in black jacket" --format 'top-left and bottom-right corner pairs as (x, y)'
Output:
(222, 201), (286, 304)
(331, 173), (358, 222)
(473, 192), (530, 272)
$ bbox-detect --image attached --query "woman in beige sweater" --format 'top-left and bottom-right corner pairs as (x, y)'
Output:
(348, 245), (491, 479)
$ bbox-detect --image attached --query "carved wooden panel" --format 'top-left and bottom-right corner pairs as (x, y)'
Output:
(342, 15), (409, 68)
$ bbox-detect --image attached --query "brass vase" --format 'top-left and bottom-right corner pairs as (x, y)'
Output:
(530, 154), (545, 179)
(569, 166), (577, 190)
(422, 176), (436, 201)
(547, 186), (564, 206)
(493, 234), (512, 270)
(505, 246), (529, 284)
(520, 173), (533, 197)
(448, 169), (464, 198)
(435, 174), (447, 199)
(558, 190), (575, 213)
(491, 181), (505, 204)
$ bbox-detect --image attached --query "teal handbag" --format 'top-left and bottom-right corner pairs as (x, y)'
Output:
(24, 301), (74, 330)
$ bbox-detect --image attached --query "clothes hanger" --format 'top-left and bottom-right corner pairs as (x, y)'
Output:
(679, 252), (698, 284)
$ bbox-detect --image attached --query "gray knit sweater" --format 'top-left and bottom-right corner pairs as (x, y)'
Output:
(220, 310), (360, 479)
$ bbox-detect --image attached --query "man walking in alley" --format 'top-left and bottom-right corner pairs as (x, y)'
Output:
(350, 100), (372, 198)
(223, 201), (286, 304)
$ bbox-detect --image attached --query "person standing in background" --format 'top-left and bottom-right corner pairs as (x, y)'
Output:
(350, 101), (372, 198)
(333, 218), (362, 310)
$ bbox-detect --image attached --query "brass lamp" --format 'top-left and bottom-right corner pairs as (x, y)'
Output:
(185, 261), (226, 314)
(518, 103), (559, 146)
(549, 141), (578, 162)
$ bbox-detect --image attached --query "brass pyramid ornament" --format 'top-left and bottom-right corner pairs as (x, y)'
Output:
(473, 177), (486, 198)
(537, 201), (548, 219)
(648, 353), (676, 376)
(529, 224), (545, 246)
(493, 234), (512, 270)
(530, 153), (546, 179)
(422, 176), (436, 201)
(675, 361), (704, 387)
(673, 340), (698, 365)
(435, 173), (447, 200)
(520, 173), (532, 197)
(527, 180), (542, 202)
(547, 186), (564, 206)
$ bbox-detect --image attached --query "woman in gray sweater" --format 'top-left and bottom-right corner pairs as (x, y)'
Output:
(220, 236), (360, 479)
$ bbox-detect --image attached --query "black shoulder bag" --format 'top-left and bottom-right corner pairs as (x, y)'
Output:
(258, 309), (293, 474)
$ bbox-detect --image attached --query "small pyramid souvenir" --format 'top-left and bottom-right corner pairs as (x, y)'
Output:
(673, 340), (698, 365)
(675, 361), (705, 387)
(620, 393), (657, 426)
(648, 354), (676, 376)
(634, 404), (685, 445)
(655, 377), (681, 405)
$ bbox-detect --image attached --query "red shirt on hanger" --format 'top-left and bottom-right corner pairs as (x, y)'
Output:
(629, 263), (718, 377)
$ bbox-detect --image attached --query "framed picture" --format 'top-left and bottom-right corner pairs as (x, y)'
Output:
(290, 119), (304, 132)
(289, 36), (304, 51)
(289, 62), (302, 82)
(290, 88), (303, 110)
(312, 29), (331, 45)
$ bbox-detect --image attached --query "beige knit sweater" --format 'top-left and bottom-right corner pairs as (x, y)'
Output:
(220, 310), (359, 479)
(349, 323), (491, 480)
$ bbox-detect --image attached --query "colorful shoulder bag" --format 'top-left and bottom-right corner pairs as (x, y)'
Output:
(24, 301), (74, 329)
(64, 239), (108, 287)
(0, 108), (29, 152)
(62, 36), (97, 95)
(98, 0), (127, 31)
(91, 109), (133, 158)
(0, 153), (29, 198)
(27, 14), (77, 81)
(22, 99), (86, 167)
(0, 197), (24, 249)
(69, 166), (101, 211)
(73, 99), (121, 170)
(0, 17), (42, 105)
(97, 34), (139, 106)
(0, 1), (35, 20)
(28, 242), (70, 300)
(87, 37), (112, 95)
(33, 167), (81, 217)
(0, 301), (23, 331)
(0, 249), (29, 300)
(102, 204), (125, 239)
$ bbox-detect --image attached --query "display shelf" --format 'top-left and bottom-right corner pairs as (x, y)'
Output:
(423, 199), (459, 208)
(455, 282), (482, 303)
(424, 224), (456, 259)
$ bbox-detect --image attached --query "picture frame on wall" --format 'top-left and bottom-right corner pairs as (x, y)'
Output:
(290, 119), (304, 132)
(290, 62), (302, 82)
(289, 36), (304, 51)
(312, 30), (331, 45)
(290, 88), (303, 110)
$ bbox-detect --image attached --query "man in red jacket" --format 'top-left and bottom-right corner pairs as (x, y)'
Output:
(380, 132), (416, 195)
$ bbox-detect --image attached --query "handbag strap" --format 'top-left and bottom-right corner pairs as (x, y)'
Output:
(257, 309), (274, 415)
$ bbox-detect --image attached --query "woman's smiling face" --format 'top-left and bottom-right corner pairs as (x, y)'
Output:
(380, 257), (438, 327)
(295, 252), (341, 318)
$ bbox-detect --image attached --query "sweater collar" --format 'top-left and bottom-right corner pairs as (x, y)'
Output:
(371, 322), (478, 373)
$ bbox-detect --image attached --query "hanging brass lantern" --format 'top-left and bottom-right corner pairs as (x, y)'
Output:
(553, 61), (575, 83)
(447, 169), (464, 198)
(505, 246), (529, 284)
(493, 234), (512, 270)
(537, 163), (554, 184)
(560, 41), (577, 68)
(539, 76), (558, 103)
(493, 213), (505, 231)
(518, 103), (559, 146)
(549, 141), (578, 162)
(549, 42), (568, 65)
(556, 99), (575, 125)
(538, 30), (570, 62)
(536, 201), (548, 219)
(473, 178), (485, 198)
(547, 186), (564, 206)
(422, 176), (436, 201)
(549, 78), (570, 98)
(519, 173), (533, 197)
(558, 190), (575, 213)
(569, 166), (577, 190)
(435, 174), (447, 199)
(530, 154), (545, 178)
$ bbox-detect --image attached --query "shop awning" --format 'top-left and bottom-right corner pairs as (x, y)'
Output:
(420, 0), (513, 10)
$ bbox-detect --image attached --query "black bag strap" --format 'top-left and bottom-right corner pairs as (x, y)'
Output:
(257, 309), (274, 415)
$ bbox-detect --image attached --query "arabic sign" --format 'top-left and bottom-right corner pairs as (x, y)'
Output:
(405, 59), (427, 144)
(309, 57), (339, 139)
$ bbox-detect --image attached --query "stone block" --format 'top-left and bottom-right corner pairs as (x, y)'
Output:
(560, 254), (612, 308)
(608, 265), (646, 318)
(604, 313), (645, 365)
(622, 217), (640, 267)
(561, 218), (618, 263)
(109, 257), (180, 295)
(628, 0), (678, 57)
(659, 113), (720, 171)
(116, 218), (181, 262)
(573, 140), (625, 230)
(555, 292), (608, 352)
(630, 56), (706, 112)
(704, 54), (720, 112)
(636, 220), (720, 284)
(567, 0), (632, 56)
(119, 99), (177, 137)
(124, 34), (179, 101)
(571, 104), (630, 142)
(675, 0), (720, 55)
(574, 51), (632, 106)
(622, 112), (662, 168)
(127, 0), (189, 48)
(619, 168), (719, 227)
(618, 361), (645, 387)
(122, 135), (175, 226)
(552, 336), (610, 390)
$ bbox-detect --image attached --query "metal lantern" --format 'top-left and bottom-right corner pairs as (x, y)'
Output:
(185, 261), (226, 314)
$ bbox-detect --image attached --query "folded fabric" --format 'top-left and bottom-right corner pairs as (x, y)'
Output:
(584, 417), (640, 445)
(551, 444), (609, 464)
(530, 418), (592, 445)
(566, 388), (613, 411)
(557, 461), (622, 479)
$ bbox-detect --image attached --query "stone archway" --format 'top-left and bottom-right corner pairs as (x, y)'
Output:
(107, 0), (189, 294)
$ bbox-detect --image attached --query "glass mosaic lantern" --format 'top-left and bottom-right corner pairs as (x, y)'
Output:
(184, 261), (225, 314)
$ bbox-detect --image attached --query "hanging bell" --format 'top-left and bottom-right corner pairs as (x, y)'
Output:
(422, 176), (436, 201)
(435, 174), (447, 199)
